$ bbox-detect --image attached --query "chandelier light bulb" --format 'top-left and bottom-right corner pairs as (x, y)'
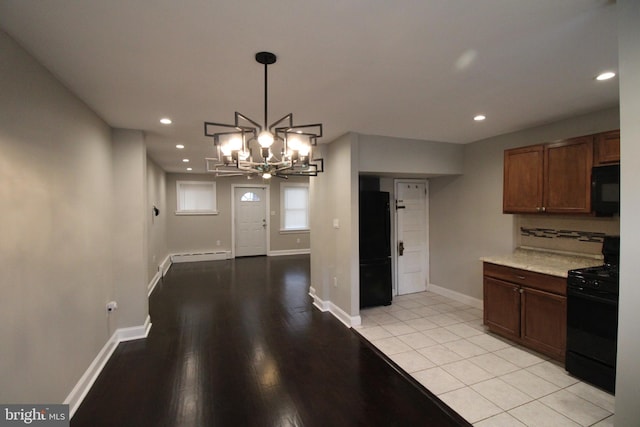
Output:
(298, 144), (311, 156)
(258, 131), (274, 148)
(229, 137), (242, 151)
(262, 172), (272, 179)
(220, 144), (232, 156)
(288, 137), (301, 151)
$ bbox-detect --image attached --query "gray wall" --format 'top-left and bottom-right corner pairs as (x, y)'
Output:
(0, 31), (115, 402)
(310, 133), (360, 315)
(112, 129), (149, 329)
(166, 173), (310, 255)
(429, 107), (620, 300)
(358, 133), (464, 176)
(615, 0), (640, 423)
(147, 157), (168, 280)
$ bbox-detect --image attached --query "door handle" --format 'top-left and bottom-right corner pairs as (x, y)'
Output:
(398, 241), (404, 256)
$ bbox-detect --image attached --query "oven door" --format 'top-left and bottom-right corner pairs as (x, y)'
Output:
(567, 287), (618, 366)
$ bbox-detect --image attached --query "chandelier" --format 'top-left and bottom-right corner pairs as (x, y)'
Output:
(204, 51), (323, 179)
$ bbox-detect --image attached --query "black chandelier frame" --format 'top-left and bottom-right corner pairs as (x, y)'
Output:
(204, 51), (324, 178)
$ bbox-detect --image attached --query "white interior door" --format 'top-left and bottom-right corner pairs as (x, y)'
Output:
(234, 187), (267, 257)
(396, 180), (429, 295)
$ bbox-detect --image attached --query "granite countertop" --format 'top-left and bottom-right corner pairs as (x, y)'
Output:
(481, 246), (604, 278)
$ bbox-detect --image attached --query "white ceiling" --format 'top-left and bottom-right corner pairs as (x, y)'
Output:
(0, 0), (618, 173)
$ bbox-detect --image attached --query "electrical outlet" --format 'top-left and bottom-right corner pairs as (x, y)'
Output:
(333, 277), (338, 288)
(106, 301), (118, 313)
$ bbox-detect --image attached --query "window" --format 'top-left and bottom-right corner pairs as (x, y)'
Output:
(176, 181), (217, 215)
(281, 184), (309, 231)
(240, 192), (261, 202)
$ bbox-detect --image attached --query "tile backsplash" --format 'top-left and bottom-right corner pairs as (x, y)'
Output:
(517, 215), (619, 255)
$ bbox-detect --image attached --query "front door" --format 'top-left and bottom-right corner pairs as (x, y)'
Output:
(395, 180), (429, 295)
(234, 186), (267, 257)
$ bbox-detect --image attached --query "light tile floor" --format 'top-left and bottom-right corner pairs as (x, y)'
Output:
(354, 291), (615, 427)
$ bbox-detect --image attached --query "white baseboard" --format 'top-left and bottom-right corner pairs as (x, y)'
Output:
(308, 287), (361, 328)
(148, 254), (173, 296)
(159, 254), (172, 276)
(171, 251), (231, 263)
(147, 271), (161, 296)
(268, 249), (311, 257)
(427, 282), (483, 310)
(65, 316), (152, 419)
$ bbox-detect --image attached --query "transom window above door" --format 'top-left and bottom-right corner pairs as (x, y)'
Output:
(240, 192), (261, 202)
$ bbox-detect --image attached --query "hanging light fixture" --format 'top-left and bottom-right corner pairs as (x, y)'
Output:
(204, 52), (324, 179)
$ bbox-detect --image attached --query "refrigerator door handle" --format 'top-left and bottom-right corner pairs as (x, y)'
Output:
(398, 241), (404, 256)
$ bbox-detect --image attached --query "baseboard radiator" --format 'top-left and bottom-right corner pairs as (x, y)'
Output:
(170, 251), (232, 263)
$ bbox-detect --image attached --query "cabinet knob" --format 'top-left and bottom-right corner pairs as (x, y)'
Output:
(536, 207), (541, 212)
(541, 206), (546, 212)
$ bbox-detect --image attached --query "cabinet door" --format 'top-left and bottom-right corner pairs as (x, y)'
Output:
(521, 287), (566, 361)
(594, 130), (620, 165)
(503, 145), (544, 213)
(544, 136), (593, 214)
(483, 277), (520, 340)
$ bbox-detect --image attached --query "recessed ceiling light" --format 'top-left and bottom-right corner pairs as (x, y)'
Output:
(596, 71), (616, 81)
(474, 115), (486, 121)
(160, 118), (172, 125)
(182, 158), (189, 163)
(187, 167), (193, 171)
(176, 144), (185, 149)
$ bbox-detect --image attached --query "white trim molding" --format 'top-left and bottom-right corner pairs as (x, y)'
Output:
(308, 287), (361, 328)
(148, 271), (162, 296)
(427, 282), (483, 310)
(65, 316), (152, 419)
(159, 254), (172, 276)
(171, 251), (232, 263)
(268, 249), (311, 257)
(149, 254), (173, 296)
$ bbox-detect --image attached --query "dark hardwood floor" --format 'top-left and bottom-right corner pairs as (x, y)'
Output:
(72, 255), (470, 427)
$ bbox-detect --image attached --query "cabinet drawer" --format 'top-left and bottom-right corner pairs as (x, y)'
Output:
(483, 263), (566, 296)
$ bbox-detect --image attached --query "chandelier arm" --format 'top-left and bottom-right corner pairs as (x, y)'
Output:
(268, 113), (294, 133)
(234, 112), (262, 133)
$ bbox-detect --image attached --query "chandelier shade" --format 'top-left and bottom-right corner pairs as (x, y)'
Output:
(204, 52), (324, 179)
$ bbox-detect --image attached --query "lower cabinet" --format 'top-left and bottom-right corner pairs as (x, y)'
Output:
(483, 262), (567, 362)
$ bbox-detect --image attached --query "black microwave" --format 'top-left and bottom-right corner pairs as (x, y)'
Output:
(592, 164), (620, 216)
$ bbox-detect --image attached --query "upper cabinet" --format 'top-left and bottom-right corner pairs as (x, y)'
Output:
(504, 135), (598, 215)
(503, 145), (544, 214)
(594, 130), (620, 166)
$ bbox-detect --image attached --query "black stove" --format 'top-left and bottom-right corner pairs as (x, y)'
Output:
(566, 235), (619, 393)
(567, 263), (619, 297)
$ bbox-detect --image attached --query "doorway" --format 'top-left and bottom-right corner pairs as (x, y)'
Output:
(395, 179), (429, 295)
(233, 185), (268, 257)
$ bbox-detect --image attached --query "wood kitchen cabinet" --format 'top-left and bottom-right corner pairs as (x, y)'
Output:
(594, 130), (620, 165)
(483, 262), (567, 361)
(503, 136), (593, 214)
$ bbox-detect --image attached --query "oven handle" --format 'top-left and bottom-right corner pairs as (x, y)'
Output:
(567, 288), (618, 306)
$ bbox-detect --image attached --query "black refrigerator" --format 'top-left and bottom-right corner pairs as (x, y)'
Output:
(359, 191), (392, 308)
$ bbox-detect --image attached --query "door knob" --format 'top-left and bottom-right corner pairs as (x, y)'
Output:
(398, 241), (404, 256)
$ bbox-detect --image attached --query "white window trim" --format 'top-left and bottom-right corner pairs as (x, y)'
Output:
(280, 183), (310, 232)
(175, 180), (219, 215)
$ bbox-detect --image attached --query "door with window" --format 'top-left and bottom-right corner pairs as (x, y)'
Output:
(234, 187), (267, 257)
(395, 180), (429, 295)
